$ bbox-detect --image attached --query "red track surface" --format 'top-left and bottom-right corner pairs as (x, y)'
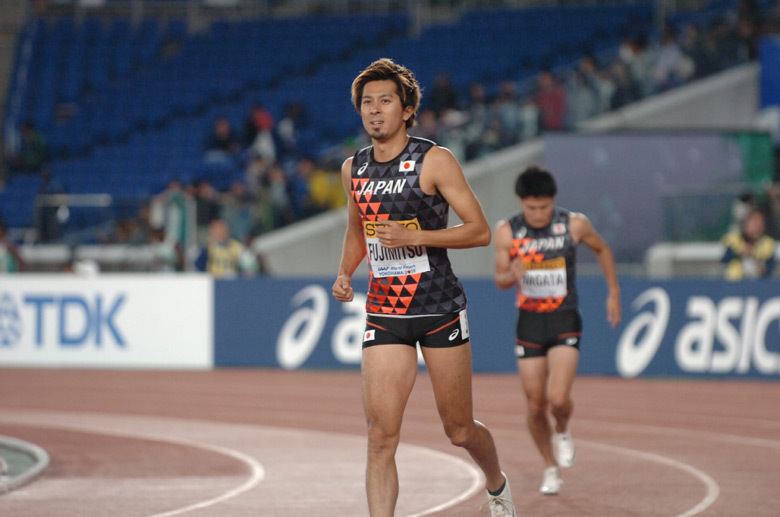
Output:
(1, 368), (779, 516)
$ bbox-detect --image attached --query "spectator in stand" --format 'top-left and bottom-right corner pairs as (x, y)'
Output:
(265, 162), (295, 228)
(192, 179), (222, 244)
(652, 25), (694, 92)
(451, 81), (490, 161)
(245, 153), (271, 199)
(535, 70), (567, 132)
(491, 80), (528, 148)
(307, 158), (347, 212)
(286, 158), (317, 221)
(412, 109), (441, 142)
(0, 221), (26, 273)
(9, 120), (48, 174)
(203, 116), (241, 163)
(722, 209), (777, 280)
(621, 34), (657, 97)
(608, 60), (641, 110)
(149, 178), (192, 251)
(147, 227), (185, 272)
(194, 218), (263, 278)
(735, 0), (763, 59)
(466, 81), (489, 122)
(243, 103), (277, 164)
(221, 180), (255, 244)
(36, 169), (65, 243)
(125, 201), (152, 245)
(276, 101), (307, 158)
(582, 53), (616, 113)
(426, 71), (460, 117)
(566, 54), (602, 126)
(680, 22), (722, 79)
(710, 15), (746, 67)
(289, 156), (346, 217)
(761, 181), (780, 240)
(768, 0), (780, 32)
(729, 189), (758, 233)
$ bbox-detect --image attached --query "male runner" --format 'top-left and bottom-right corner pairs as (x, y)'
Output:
(332, 58), (516, 517)
(494, 166), (621, 495)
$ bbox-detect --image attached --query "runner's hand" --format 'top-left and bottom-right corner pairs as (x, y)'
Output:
(375, 221), (412, 249)
(333, 274), (354, 302)
(510, 257), (527, 280)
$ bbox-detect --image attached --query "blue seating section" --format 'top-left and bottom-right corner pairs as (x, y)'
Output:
(2, 4), (657, 232)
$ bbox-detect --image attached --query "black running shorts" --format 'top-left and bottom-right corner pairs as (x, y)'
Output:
(363, 310), (470, 349)
(515, 309), (582, 359)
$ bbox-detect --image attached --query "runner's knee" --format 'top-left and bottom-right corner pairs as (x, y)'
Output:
(442, 420), (474, 448)
(548, 396), (570, 419)
(526, 394), (548, 417)
(366, 421), (401, 454)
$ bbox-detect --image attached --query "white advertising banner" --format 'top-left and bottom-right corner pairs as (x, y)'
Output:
(0, 274), (214, 369)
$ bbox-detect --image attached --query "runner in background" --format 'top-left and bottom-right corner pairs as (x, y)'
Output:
(494, 165), (621, 495)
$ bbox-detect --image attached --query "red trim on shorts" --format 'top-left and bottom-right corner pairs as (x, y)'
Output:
(516, 339), (542, 348)
(367, 321), (389, 331)
(558, 331), (582, 338)
(425, 316), (460, 336)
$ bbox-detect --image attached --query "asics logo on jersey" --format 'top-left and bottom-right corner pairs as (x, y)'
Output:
(357, 162), (368, 175)
(449, 329), (460, 341)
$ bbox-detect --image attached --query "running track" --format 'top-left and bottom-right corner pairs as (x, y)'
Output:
(1, 369), (779, 516)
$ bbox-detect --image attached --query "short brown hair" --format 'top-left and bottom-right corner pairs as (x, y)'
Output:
(351, 58), (422, 129)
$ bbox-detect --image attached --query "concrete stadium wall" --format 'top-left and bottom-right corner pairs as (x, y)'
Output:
(254, 63), (761, 278)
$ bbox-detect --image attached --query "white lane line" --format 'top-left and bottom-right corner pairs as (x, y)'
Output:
(143, 441), (265, 517)
(0, 411), (481, 516)
(581, 419), (780, 450)
(402, 443), (484, 517)
(0, 414), (266, 517)
(581, 440), (720, 517)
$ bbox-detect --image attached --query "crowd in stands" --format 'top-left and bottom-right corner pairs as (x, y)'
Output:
(2, 0), (780, 277)
(408, 0), (776, 163)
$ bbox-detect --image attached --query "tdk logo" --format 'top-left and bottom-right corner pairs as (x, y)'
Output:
(0, 293), (23, 347)
(0, 292), (126, 348)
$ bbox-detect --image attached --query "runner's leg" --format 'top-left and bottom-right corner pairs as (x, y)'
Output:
(362, 344), (418, 517)
(422, 343), (506, 492)
(517, 356), (556, 467)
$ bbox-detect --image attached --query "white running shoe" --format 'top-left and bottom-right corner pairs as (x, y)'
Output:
(539, 466), (561, 495)
(482, 472), (517, 516)
(553, 430), (576, 468)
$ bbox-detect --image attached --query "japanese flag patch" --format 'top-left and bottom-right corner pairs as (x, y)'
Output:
(399, 160), (415, 172)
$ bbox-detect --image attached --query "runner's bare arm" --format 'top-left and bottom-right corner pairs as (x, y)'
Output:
(333, 157), (366, 303)
(571, 213), (621, 327)
(375, 146), (490, 250)
(494, 219), (524, 289)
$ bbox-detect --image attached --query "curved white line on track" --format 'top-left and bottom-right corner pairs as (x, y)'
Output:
(0, 411), (481, 516)
(142, 440), (265, 517)
(581, 440), (720, 517)
(582, 419), (780, 450)
(0, 416), (266, 517)
(401, 443), (484, 517)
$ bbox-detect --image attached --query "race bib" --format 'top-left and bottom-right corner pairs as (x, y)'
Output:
(364, 218), (431, 278)
(520, 257), (567, 298)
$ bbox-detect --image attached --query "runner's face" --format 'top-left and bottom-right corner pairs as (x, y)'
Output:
(521, 196), (555, 228)
(360, 80), (412, 143)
